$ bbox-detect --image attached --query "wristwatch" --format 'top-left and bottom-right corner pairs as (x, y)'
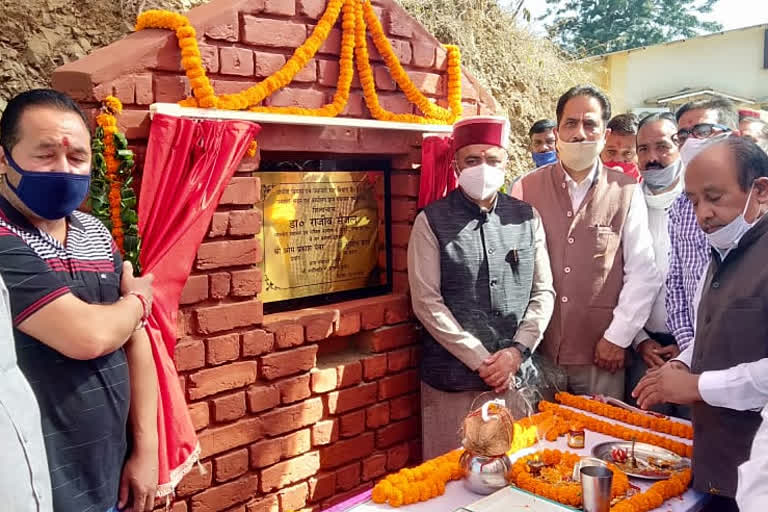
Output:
(509, 342), (532, 361)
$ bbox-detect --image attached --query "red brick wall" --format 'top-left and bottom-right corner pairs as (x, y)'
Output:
(51, 1), (497, 510)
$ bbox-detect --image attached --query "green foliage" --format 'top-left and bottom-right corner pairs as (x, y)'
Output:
(543, 0), (723, 57)
(399, 0), (593, 177)
(89, 124), (142, 272)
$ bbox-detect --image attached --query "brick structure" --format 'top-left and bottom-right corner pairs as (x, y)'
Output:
(52, 1), (496, 510)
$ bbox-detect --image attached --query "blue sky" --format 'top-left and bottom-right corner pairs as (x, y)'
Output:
(511, 0), (768, 35)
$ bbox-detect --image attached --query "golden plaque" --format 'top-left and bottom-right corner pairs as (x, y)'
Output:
(259, 170), (384, 303)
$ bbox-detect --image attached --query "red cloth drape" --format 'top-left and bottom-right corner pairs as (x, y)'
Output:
(418, 135), (458, 209)
(138, 113), (261, 496)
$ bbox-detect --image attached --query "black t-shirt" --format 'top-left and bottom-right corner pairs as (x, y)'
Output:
(0, 197), (130, 512)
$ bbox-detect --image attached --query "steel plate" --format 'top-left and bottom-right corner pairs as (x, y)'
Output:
(591, 441), (690, 480)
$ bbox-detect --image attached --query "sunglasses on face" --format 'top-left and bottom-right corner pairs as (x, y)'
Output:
(676, 123), (731, 143)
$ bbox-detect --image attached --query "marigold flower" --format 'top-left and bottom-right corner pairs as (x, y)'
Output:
(137, 0), (462, 122)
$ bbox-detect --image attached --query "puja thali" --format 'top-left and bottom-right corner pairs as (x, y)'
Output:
(592, 441), (690, 480)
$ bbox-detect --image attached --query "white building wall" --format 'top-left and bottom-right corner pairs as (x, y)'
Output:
(593, 25), (768, 114)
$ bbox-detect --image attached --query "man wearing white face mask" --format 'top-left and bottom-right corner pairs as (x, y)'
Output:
(665, 97), (738, 363)
(625, 112), (686, 413)
(633, 137), (768, 509)
(511, 85), (660, 399)
(408, 116), (555, 459)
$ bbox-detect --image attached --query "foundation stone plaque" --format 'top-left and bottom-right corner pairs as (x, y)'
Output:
(259, 168), (388, 304)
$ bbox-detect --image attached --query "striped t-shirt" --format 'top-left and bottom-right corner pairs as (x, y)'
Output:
(0, 196), (129, 512)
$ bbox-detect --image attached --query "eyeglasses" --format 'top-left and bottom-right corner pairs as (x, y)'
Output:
(676, 123), (731, 143)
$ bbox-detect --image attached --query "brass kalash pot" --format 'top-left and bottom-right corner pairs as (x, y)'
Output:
(459, 399), (515, 495)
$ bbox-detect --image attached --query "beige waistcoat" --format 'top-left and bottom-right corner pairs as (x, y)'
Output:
(514, 162), (635, 365)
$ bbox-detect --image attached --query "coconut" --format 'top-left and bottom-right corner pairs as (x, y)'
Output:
(461, 400), (515, 458)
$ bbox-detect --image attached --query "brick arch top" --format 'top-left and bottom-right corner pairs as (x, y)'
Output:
(52, 0), (498, 143)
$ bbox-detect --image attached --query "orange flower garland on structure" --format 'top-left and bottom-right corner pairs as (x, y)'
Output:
(135, 11), (217, 107)
(353, 1), (460, 124)
(135, 0), (463, 124)
(555, 392), (694, 440)
(95, 98), (125, 251)
(246, 140), (259, 158)
(361, 0), (460, 122)
(249, 0), (355, 116)
(539, 402), (693, 458)
(91, 96), (142, 269)
(371, 449), (464, 507)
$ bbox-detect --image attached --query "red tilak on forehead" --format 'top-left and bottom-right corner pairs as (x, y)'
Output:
(62, 137), (70, 148)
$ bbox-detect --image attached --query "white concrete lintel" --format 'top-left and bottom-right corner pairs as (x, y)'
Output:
(149, 103), (454, 134)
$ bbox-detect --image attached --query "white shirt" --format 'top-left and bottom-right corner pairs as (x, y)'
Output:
(563, 164), (662, 348)
(674, 263), (768, 411)
(633, 180), (684, 346)
(737, 405), (768, 511)
(0, 278), (52, 511)
(562, 163), (597, 213)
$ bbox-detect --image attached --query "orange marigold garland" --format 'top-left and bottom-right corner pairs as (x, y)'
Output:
(612, 469), (692, 512)
(91, 96), (141, 270)
(371, 449), (464, 507)
(539, 401), (693, 458)
(362, 0), (460, 122)
(371, 410), (690, 509)
(509, 449), (690, 512)
(555, 392), (694, 440)
(246, 139), (259, 158)
(252, 0), (355, 116)
(509, 449), (630, 507)
(135, 0), (463, 124)
(136, 12), (217, 108)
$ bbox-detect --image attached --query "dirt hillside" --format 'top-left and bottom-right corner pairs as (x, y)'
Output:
(0, 0), (206, 111)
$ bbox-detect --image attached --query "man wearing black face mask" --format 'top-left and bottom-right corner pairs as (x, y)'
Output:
(626, 112), (686, 413)
(0, 89), (158, 512)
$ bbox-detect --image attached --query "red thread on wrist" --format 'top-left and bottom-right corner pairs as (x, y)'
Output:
(127, 291), (150, 326)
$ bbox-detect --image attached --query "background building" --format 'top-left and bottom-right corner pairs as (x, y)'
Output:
(586, 24), (768, 118)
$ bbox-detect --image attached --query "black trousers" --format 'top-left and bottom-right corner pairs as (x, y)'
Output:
(626, 331), (690, 419)
(700, 495), (740, 512)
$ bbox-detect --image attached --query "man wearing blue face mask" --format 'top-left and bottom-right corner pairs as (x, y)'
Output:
(529, 119), (558, 168)
(511, 85), (661, 399)
(408, 116), (555, 459)
(633, 137), (768, 510)
(0, 89), (158, 512)
(506, 120), (557, 191)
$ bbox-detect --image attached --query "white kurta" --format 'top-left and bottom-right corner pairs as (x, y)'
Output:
(633, 179), (684, 345)
(737, 405), (768, 511)
(0, 277), (52, 511)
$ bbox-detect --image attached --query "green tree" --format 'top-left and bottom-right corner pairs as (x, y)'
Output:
(543, 0), (723, 57)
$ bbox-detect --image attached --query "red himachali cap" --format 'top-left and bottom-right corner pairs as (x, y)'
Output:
(452, 116), (511, 152)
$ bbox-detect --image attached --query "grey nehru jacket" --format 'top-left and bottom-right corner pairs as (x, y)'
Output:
(0, 277), (52, 511)
(408, 189), (555, 391)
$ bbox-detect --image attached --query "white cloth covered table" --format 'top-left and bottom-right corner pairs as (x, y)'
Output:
(335, 406), (709, 512)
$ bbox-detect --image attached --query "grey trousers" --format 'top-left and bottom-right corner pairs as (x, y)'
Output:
(562, 364), (626, 399)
